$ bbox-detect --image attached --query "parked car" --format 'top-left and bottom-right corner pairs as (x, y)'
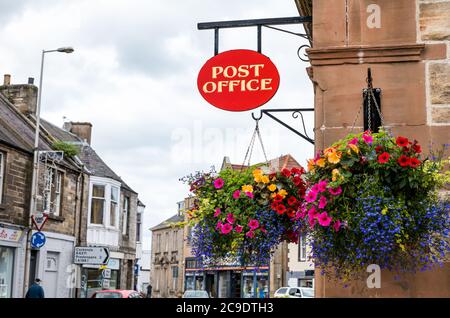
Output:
(274, 287), (314, 298)
(183, 290), (210, 298)
(91, 290), (143, 298)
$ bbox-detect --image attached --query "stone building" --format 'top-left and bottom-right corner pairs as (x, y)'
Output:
(0, 75), (143, 298)
(42, 120), (142, 297)
(0, 76), (85, 298)
(295, 0), (450, 297)
(150, 211), (185, 298)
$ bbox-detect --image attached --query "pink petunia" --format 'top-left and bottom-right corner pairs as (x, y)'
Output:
(305, 191), (317, 203)
(318, 196), (328, 209)
(260, 227), (267, 234)
(248, 219), (259, 230)
(216, 221), (223, 230)
(348, 137), (359, 145)
(307, 206), (319, 219)
(245, 231), (255, 238)
(318, 212), (332, 227)
(318, 180), (328, 193)
(329, 186), (342, 196)
(245, 192), (254, 199)
(311, 184), (320, 194)
(235, 225), (243, 233)
(214, 208), (221, 217)
(362, 134), (373, 144)
(233, 190), (241, 199)
(308, 217), (317, 229)
(221, 223), (233, 234)
(214, 178), (224, 189)
(226, 213), (235, 224)
(333, 220), (341, 232)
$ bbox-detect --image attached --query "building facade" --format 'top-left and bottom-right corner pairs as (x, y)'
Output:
(287, 234), (314, 288)
(150, 212), (184, 298)
(0, 77), (85, 298)
(295, 0), (450, 297)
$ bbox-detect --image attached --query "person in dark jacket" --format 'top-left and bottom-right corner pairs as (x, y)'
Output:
(146, 284), (152, 298)
(25, 278), (45, 298)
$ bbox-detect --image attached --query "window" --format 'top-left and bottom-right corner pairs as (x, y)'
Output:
(122, 196), (129, 235)
(165, 232), (169, 252)
(43, 167), (63, 216)
(0, 152), (4, 204)
(173, 230), (178, 250)
(299, 233), (307, 261)
(156, 234), (161, 252)
(186, 226), (192, 245)
(172, 266), (178, 290)
(136, 212), (142, 242)
(90, 185), (105, 224)
(110, 187), (118, 227)
(0, 246), (14, 298)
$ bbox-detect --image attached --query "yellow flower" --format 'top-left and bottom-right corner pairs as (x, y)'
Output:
(253, 169), (263, 177)
(261, 176), (270, 184)
(399, 244), (406, 252)
(278, 189), (288, 198)
(307, 159), (315, 171)
(316, 158), (326, 167)
(381, 207), (388, 215)
(324, 147), (335, 156)
(254, 175), (262, 183)
(268, 184), (277, 192)
(327, 151), (342, 164)
(348, 143), (359, 154)
(332, 169), (341, 182)
(242, 185), (253, 193)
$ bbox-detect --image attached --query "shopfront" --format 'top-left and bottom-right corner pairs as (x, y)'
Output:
(81, 258), (121, 298)
(184, 258), (269, 298)
(0, 224), (26, 298)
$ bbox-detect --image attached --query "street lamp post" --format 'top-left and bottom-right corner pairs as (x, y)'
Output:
(23, 47), (74, 296)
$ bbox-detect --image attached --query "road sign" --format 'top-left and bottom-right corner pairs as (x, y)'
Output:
(32, 213), (48, 231)
(102, 279), (110, 289)
(31, 232), (46, 249)
(74, 247), (110, 265)
(102, 268), (111, 279)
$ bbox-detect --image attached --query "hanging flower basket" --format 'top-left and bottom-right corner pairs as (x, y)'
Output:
(182, 165), (307, 266)
(303, 129), (450, 281)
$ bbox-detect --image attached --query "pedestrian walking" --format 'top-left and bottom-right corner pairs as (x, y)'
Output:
(25, 278), (45, 298)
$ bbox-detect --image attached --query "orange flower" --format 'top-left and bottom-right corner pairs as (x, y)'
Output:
(327, 150), (342, 164)
(316, 158), (326, 167)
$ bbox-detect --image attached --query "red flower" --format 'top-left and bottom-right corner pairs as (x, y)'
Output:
(291, 167), (305, 175)
(273, 194), (284, 203)
(377, 152), (390, 164)
(286, 208), (296, 218)
(292, 176), (303, 187)
(375, 145), (384, 154)
(398, 155), (411, 167)
(287, 196), (297, 206)
(409, 157), (421, 168)
(271, 202), (279, 211)
(412, 143), (422, 154)
(396, 136), (409, 148)
(276, 204), (286, 215)
(281, 168), (291, 178)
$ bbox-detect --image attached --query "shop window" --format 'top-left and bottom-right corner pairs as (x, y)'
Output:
(0, 246), (14, 298)
(90, 185), (105, 224)
(43, 167), (63, 216)
(122, 196), (129, 235)
(0, 152), (4, 204)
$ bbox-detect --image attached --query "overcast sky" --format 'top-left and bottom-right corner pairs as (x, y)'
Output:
(0, 0), (314, 250)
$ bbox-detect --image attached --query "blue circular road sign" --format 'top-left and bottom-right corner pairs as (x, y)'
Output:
(31, 232), (46, 249)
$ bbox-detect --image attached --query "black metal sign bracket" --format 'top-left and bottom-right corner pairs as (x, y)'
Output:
(252, 108), (314, 145)
(198, 16), (312, 61)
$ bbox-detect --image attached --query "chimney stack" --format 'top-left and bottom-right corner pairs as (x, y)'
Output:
(0, 74), (38, 116)
(64, 122), (93, 145)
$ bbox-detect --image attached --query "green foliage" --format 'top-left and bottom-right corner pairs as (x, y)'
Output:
(52, 141), (79, 157)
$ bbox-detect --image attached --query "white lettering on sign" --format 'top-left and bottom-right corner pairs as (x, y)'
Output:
(366, 264), (381, 288)
(367, 4), (381, 29)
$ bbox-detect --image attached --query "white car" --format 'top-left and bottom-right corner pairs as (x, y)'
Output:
(183, 290), (210, 298)
(274, 287), (314, 298)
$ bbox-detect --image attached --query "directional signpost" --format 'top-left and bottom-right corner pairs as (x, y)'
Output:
(31, 232), (46, 249)
(74, 247), (110, 265)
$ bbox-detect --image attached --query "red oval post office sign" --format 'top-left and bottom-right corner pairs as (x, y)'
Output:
(197, 49), (280, 112)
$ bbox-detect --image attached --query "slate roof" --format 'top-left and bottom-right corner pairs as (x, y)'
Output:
(40, 119), (136, 193)
(0, 93), (51, 153)
(150, 214), (184, 231)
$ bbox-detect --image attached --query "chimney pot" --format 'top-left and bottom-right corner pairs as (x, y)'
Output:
(3, 74), (11, 86)
(28, 77), (35, 85)
(67, 122), (93, 145)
